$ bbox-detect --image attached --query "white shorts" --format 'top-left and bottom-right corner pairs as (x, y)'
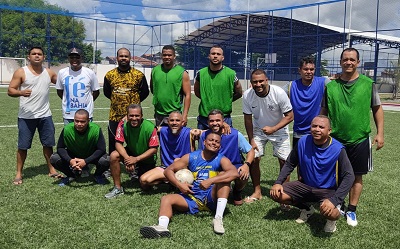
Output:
(253, 128), (291, 160)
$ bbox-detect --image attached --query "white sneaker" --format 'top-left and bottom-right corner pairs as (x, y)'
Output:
(324, 220), (337, 233)
(140, 225), (171, 239)
(212, 217), (225, 234)
(295, 206), (315, 224)
(346, 211), (358, 227)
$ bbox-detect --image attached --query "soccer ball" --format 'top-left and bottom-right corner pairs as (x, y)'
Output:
(175, 169), (194, 184)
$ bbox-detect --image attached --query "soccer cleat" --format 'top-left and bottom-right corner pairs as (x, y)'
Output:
(324, 219), (337, 233)
(295, 206), (315, 224)
(103, 169), (112, 179)
(104, 186), (124, 199)
(346, 211), (358, 227)
(58, 177), (75, 187)
(212, 217), (225, 234)
(129, 169), (139, 181)
(140, 225), (171, 239)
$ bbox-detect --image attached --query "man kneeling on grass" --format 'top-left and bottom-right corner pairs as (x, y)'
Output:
(140, 132), (238, 238)
(270, 115), (354, 233)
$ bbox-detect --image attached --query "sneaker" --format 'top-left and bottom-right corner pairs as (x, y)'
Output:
(129, 169), (139, 180)
(103, 169), (112, 179)
(104, 186), (124, 199)
(295, 206), (315, 224)
(140, 225), (171, 239)
(324, 220), (337, 233)
(280, 204), (291, 212)
(346, 211), (358, 227)
(58, 177), (75, 187)
(94, 175), (107, 185)
(212, 216), (225, 234)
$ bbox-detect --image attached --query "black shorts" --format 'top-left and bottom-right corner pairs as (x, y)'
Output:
(345, 138), (372, 175)
(125, 146), (156, 176)
(283, 181), (335, 204)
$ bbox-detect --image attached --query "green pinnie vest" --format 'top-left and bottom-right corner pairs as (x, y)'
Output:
(326, 74), (373, 146)
(63, 122), (100, 158)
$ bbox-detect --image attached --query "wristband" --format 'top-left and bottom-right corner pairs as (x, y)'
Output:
(244, 161), (251, 167)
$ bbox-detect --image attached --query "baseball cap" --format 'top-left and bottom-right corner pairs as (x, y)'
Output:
(68, 48), (82, 56)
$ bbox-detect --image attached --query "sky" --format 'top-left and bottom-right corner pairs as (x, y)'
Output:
(44, 0), (400, 59)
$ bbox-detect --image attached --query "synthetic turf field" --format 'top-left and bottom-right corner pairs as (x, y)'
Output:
(0, 87), (399, 248)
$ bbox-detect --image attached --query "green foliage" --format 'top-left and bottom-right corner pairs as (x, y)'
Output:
(0, 0), (101, 63)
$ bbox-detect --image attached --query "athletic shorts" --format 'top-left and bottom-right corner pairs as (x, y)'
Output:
(253, 128), (290, 160)
(345, 138), (372, 175)
(125, 147), (156, 176)
(180, 187), (216, 215)
(283, 181), (335, 204)
(154, 113), (168, 127)
(18, 116), (55, 150)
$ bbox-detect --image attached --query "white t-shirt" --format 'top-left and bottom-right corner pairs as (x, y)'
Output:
(243, 84), (292, 135)
(56, 67), (100, 119)
(19, 66), (52, 119)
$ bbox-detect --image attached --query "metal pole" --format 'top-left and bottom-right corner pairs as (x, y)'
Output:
(244, 0), (250, 88)
(347, 0), (353, 46)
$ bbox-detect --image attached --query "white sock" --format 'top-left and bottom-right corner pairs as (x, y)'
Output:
(215, 198), (228, 219)
(158, 216), (170, 228)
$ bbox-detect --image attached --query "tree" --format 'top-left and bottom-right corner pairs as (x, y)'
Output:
(0, 0), (102, 64)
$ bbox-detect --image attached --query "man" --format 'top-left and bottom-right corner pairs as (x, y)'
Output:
(150, 45), (191, 126)
(50, 109), (109, 186)
(105, 104), (158, 199)
(140, 132), (238, 238)
(270, 115), (355, 233)
(194, 45), (242, 129)
(284, 57), (329, 147)
(103, 47), (149, 154)
(198, 109), (255, 205)
(321, 47), (384, 227)
(243, 69), (293, 203)
(56, 48), (100, 125)
(140, 111), (198, 190)
(8, 46), (59, 185)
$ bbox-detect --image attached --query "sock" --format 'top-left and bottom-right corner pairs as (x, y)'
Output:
(158, 216), (170, 228)
(347, 204), (357, 212)
(215, 198), (228, 218)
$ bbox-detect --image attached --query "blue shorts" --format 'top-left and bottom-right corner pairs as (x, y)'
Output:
(18, 116), (55, 150)
(180, 187), (216, 214)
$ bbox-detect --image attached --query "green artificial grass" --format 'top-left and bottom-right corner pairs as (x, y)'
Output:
(0, 87), (399, 248)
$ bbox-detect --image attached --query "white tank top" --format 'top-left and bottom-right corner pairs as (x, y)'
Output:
(18, 66), (52, 119)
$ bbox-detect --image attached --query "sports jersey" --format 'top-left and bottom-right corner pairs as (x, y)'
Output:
(243, 84), (292, 135)
(199, 129), (251, 168)
(325, 75), (373, 146)
(288, 76), (325, 135)
(187, 150), (224, 204)
(159, 126), (192, 166)
(151, 64), (185, 115)
(104, 67), (147, 122)
(56, 66), (100, 119)
(197, 66), (236, 117)
(63, 122), (100, 159)
(19, 66), (52, 119)
(115, 119), (158, 164)
(297, 135), (343, 189)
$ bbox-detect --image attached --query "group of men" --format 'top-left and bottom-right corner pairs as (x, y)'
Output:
(8, 45), (384, 237)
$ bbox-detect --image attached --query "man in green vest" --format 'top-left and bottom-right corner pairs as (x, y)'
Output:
(194, 45), (243, 129)
(105, 104), (159, 199)
(50, 109), (109, 186)
(150, 45), (191, 126)
(321, 47), (384, 227)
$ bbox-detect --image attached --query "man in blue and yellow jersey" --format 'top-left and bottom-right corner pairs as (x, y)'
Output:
(140, 132), (238, 238)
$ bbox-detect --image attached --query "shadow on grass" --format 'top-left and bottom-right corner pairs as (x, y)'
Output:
(22, 163), (53, 180)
